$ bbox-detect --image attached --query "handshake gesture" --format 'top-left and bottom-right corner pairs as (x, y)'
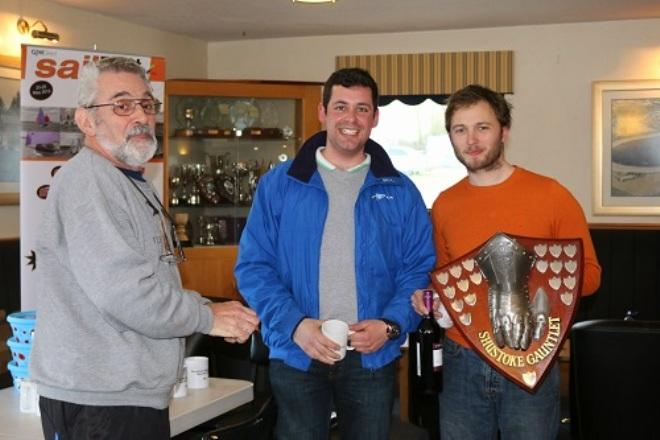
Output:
(207, 301), (260, 343)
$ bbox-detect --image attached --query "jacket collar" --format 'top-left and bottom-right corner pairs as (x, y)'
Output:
(287, 131), (399, 183)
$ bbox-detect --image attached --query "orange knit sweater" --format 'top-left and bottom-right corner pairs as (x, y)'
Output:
(431, 167), (602, 348)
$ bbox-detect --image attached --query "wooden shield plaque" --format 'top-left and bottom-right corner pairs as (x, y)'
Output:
(430, 233), (583, 392)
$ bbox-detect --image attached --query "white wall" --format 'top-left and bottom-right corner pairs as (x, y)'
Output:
(207, 19), (660, 225)
(0, 0), (209, 238)
(1, 0), (207, 77)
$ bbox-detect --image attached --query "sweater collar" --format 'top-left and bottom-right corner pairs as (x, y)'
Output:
(288, 131), (399, 183)
(315, 147), (371, 172)
(117, 167), (146, 182)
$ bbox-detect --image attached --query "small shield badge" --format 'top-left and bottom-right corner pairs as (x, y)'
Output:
(431, 232), (582, 392)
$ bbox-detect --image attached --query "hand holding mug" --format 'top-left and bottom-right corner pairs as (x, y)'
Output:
(321, 319), (355, 359)
(348, 319), (391, 353)
(293, 318), (343, 365)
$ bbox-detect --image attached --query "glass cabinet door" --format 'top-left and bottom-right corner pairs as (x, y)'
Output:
(167, 95), (300, 246)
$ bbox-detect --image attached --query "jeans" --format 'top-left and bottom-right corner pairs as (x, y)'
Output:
(439, 339), (560, 440)
(269, 350), (395, 440)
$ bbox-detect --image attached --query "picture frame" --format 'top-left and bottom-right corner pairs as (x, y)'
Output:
(592, 79), (660, 215)
(0, 55), (21, 206)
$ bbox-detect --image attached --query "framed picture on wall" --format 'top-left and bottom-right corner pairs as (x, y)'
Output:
(592, 79), (660, 215)
(0, 55), (20, 206)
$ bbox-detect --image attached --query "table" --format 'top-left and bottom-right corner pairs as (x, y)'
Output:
(0, 378), (253, 439)
(169, 378), (252, 435)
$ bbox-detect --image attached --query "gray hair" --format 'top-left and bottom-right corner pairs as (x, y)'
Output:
(77, 57), (150, 107)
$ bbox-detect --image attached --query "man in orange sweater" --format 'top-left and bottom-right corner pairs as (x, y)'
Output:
(413, 84), (601, 439)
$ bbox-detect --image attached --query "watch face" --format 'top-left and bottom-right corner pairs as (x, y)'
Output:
(385, 320), (401, 339)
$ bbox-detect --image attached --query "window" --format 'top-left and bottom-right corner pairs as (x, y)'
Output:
(371, 99), (466, 207)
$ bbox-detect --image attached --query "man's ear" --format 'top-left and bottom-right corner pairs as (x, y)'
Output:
(501, 126), (510, 145)
(74, 107), (96, 137)
(317, 101), (327, 127)
(371, 107), (379, 128)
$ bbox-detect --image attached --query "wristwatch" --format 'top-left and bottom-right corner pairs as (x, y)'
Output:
(382, 319), (401, 340)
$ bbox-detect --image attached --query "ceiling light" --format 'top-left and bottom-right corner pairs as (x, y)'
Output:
(292, 0), (336, 4)
(17, 18), (60, 42)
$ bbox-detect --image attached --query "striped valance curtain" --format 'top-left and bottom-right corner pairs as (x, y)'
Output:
(335, 50), (513, 96)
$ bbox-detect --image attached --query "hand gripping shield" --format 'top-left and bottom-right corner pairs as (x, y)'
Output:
(431, 233), (583, 392)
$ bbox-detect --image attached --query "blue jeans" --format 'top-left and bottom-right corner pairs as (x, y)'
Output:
(439, 339), (560, 440)
(269, 350), (395, 440)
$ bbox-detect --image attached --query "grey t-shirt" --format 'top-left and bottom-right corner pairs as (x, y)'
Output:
(317, 152), (369, 324)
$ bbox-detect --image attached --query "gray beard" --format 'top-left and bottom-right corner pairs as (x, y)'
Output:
(99, 134), (157, 167)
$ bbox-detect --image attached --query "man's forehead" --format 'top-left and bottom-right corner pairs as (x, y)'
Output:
(330, 85), (371, 98)
(328, 86), (374, 108)
(96, 71), (152, 99)
(452, 103), (497, 122)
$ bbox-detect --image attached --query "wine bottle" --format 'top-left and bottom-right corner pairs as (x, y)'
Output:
(415, 289), (443, 394)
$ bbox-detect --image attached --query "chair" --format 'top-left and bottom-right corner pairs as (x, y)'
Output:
(174, 331), (276, 440)
(569, 319), (660, 440)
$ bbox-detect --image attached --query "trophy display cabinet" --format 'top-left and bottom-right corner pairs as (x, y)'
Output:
(164, 79), (322, 300)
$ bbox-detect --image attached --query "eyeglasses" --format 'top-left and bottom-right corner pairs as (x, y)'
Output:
(86, 98), (162, 116)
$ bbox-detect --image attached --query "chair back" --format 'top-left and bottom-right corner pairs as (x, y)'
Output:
(249, 330), (270, 365)
(185, 331), (269, 388)
(570, 319), (660, 440)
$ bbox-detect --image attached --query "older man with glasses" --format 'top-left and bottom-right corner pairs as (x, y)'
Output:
(29, 57), (259, 440)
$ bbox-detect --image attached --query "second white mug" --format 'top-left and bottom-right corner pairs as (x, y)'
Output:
(321, 319), (355, 360)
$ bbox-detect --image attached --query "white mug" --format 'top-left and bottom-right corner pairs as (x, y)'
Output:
(321, 319), (355, 360)
(184, 356), (209, 389)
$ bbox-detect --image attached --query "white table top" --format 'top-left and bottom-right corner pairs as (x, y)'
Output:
(0, 378), (253, 439)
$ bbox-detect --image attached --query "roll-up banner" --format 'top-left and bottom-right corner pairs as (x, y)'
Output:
(19, 45), (166, 310)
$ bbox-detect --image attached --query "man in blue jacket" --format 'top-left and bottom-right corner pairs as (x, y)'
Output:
(235, 68), (435, 439)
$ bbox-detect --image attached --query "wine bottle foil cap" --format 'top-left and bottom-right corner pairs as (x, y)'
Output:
(423, 289), (433, 309)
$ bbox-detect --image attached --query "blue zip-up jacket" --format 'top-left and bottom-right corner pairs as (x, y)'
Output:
(235, 131), (435, 371)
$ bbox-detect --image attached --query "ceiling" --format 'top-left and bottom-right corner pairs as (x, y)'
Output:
(46, 0), (660, 42)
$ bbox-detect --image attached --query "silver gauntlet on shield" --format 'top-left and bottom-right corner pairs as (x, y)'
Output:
(476, 233), (536, 350)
